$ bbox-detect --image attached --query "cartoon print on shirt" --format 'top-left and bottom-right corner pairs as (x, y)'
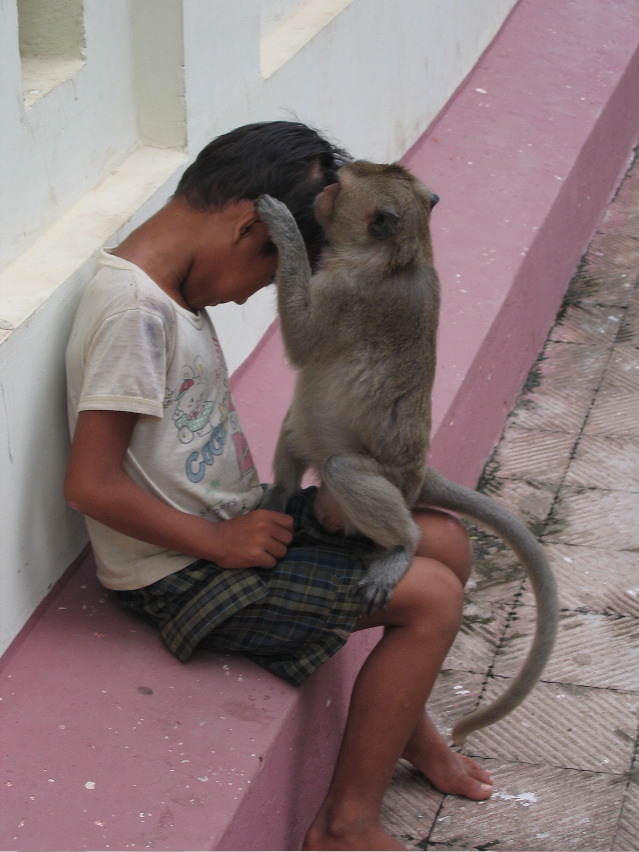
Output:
(172, 357), (215, 444)
(233, 432), (256, 479)
(220, 391), (259, 482)
(181, 377), (259, 490)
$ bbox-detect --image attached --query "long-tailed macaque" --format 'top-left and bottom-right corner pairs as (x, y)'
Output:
(255, 160), (558, 746)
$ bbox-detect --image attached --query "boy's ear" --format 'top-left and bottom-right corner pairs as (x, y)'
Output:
(233, 200), (261, 242)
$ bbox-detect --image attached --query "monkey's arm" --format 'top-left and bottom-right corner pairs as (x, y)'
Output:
(255, 194), (316, 365)
(260, 408), (307, 512)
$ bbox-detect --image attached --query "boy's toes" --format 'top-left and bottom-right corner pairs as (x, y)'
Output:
(448, 757), (493, 800)
(420, 751), (493, 801)
(465, 777), (493, 801)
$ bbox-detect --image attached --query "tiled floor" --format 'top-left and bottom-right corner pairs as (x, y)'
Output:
(381, 151), (639, 851)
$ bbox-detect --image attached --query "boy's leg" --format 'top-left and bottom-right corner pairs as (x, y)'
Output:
(304, 509), (492, 851)
(400, 508), (492, 799)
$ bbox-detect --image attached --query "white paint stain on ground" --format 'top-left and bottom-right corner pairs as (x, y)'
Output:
(493, 790), (538, 807)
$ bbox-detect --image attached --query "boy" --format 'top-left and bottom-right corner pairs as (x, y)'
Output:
(65, 121), (492, 851)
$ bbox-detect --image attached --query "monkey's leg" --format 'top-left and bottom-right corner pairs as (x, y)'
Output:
(261, 412), (306, 512)
(322, 452), (420, 612)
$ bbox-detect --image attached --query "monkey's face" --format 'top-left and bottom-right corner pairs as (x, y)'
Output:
(314, 160), (437, 268)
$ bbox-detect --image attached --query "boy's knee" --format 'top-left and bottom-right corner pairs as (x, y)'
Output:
(414, 508), (472, 587)
(431, 560), (465, 615)
(401, 558), (464, 634)
(442, 513), (473, 584)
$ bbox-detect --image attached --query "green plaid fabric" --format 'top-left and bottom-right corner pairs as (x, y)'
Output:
(118, 487), (370, 686)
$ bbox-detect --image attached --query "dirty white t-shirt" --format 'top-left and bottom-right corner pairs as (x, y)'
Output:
(66, 250), (263, 590)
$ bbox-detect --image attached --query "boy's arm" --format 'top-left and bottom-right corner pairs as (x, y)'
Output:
(64, 409), (294, 570)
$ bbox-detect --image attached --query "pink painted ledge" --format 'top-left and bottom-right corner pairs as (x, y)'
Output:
(2, 1), (639, 849)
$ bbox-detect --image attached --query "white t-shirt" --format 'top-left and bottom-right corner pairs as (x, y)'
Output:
(66, 250), (263, 590)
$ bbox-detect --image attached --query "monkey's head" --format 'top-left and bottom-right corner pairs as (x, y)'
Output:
(314, 160), (438, 270)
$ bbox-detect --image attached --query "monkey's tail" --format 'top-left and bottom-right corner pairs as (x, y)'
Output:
(417, 466), (559, 747)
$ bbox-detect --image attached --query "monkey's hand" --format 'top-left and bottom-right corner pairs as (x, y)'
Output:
(357, 546), (412, 614)
(255, 194), (308, 263)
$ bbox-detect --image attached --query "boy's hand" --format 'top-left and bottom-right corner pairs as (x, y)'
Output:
(65, 411), (293, 569)
(212, 510), (294, 570)
(66, 410), (294, 571)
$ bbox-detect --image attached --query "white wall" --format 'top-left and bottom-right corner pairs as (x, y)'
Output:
(1, 0), (137, 268)
(0, 0), (517, 656)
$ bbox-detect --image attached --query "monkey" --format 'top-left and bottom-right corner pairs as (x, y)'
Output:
(254, 160), (558, 746)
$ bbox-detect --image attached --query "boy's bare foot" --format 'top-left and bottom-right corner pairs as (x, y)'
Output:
(302, 714), (490, 851)
(303, 815), (405, 850)
(401, 711), (493, 801)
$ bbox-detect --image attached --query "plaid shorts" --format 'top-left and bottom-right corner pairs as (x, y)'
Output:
(117, 487), (370, 686)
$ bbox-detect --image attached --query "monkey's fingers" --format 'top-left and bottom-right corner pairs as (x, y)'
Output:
(255, 194), (296, 234)
(355, 578), (393, 614)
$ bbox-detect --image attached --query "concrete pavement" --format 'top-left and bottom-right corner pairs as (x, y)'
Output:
(382, 150), (639, 852)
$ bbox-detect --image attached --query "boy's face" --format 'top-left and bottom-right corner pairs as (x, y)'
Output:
(185, 202), (279, 309)
(218, 218), (278, 306)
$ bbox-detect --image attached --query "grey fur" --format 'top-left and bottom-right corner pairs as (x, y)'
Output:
(255, 160), (557, 745)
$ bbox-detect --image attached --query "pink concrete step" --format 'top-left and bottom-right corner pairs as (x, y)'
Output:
(1, 548), (376, 851)
(2, 1), (638, 849)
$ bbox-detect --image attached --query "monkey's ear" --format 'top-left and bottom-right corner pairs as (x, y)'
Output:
(368, 205), (400, 240)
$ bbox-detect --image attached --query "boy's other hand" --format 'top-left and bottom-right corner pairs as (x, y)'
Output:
(213, 510), (294, 570)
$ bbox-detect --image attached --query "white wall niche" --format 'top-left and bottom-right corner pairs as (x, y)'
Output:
(260, 0), (356, 79)
(18, 0), (86, 106)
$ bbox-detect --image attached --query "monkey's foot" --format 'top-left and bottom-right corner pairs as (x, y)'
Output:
(401, 712), (493, 801)
(357, 546), (411, 614)
(356, 579), (394, 615)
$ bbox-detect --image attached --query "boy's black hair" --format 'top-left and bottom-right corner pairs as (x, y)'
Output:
(174, 121), (350, 260)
